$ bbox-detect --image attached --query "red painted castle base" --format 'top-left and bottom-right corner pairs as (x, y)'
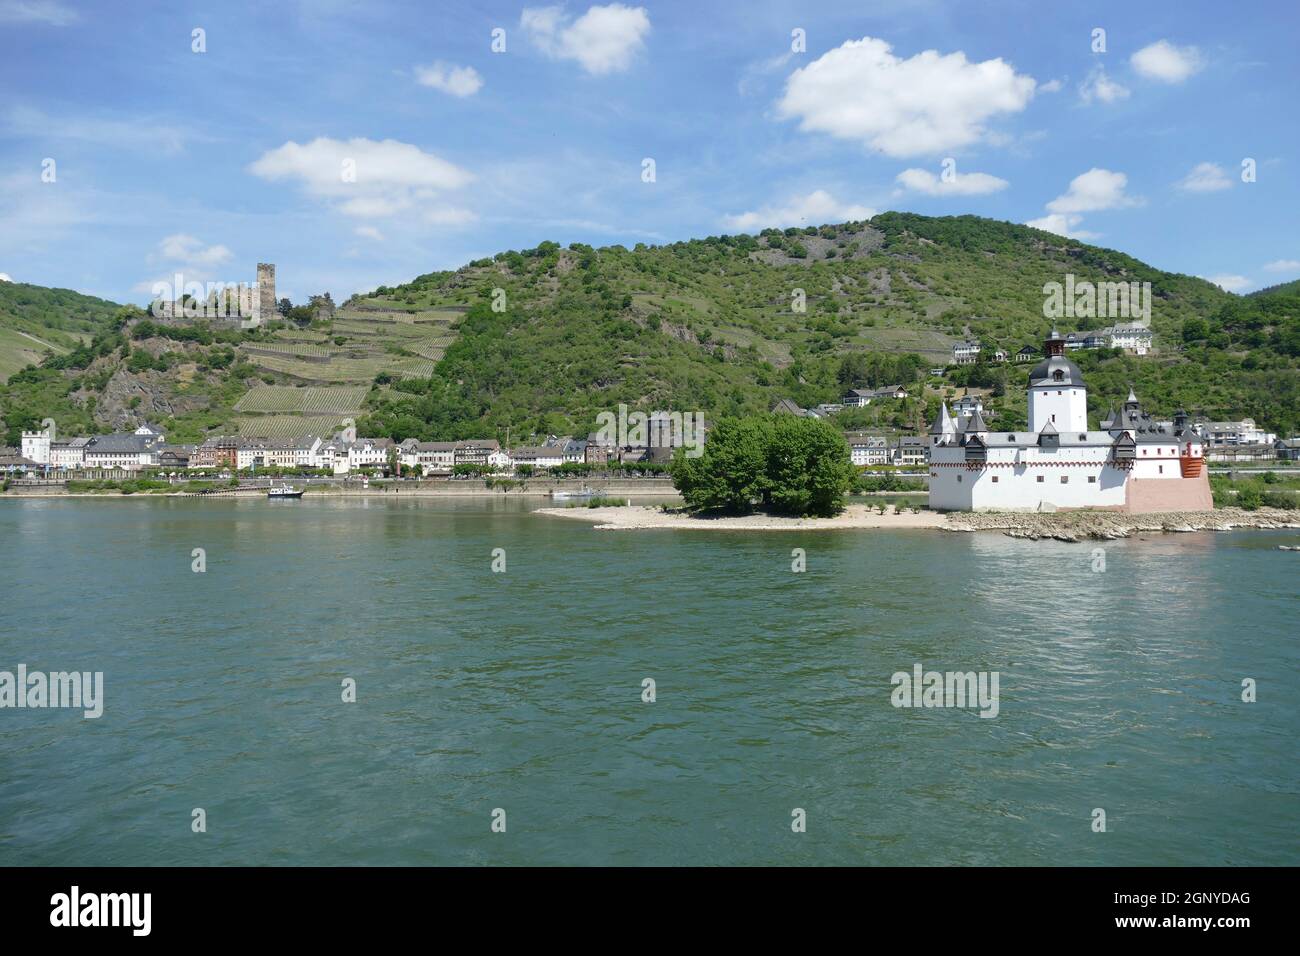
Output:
(1124, 475), (1214, 514)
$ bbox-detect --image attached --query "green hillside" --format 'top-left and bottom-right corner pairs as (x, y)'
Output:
(358, 215), (1298, 441)
(0, 281), (121, 381)
(3, 213), (1298, 448)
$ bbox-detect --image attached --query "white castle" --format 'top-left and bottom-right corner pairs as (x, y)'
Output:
(928, 329), (1212, 513)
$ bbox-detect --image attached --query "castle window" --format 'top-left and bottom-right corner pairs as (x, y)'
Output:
(991, 476), (999, 483)
(1007, 435), (1016, 441)
(1036, 475), (1044, 483)
(957, 474), (962, 482)
(1061, 476), (1069, 484)
(1088, 476), (1096, 483)
(1159, 465), (1163, 474)
(1078, 434), (1086, 441)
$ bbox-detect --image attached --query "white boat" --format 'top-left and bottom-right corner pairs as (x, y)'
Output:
(267, 484), (304, 499)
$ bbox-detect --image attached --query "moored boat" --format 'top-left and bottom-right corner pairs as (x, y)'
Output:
(267, 484), (304, 499)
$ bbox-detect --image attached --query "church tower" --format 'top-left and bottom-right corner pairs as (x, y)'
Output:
(1027, 328), (1088, 433)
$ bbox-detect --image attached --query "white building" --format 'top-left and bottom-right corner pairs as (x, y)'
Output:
(510, 446), (566, 469)
(951, 393), (986, 427)
(845, 432), (890, 466)
(1106, 322), (1153, 355)
(50, 437), (91, 469)
(236, 436), (322, 470)
(928, 330), (1211, 513)
(82, 431), (164, 471)
(1196, 418), (1276, 447)
(952, 341), (981, 365)
(398, 439), (456, 475)
(20, 419), (54, 464)
(348, 437), (395, 472)
(892, 436), (927, 466)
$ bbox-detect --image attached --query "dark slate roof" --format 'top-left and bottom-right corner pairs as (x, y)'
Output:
(964, 408), (988, 432)
(1104, 393), (1178, 443)
(85, 434), (154, 454)
(1028, 354), (1086, 387)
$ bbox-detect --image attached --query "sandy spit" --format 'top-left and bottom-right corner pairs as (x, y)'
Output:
(536, 504), (947, 531)
(534, 504), (1300, 539)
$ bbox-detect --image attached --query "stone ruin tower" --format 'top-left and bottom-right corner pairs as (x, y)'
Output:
(256, 263), (276, 324)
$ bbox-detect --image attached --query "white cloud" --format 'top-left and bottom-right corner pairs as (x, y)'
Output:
(354, 226), (384, 241)
(415, 62), (483, 97)
(895, 167), (1009, 196)
(775, 36), (1036, 158)
(1078, 65), (1130, 104)
(133, 235), (236, 294)
(1039, 78), (1064, 94)
(155, 234), (232, 268)
(1131, 40), (1203, 83)
(248, 137), (474, 221)
(1046, 168), (1141, 213)
(4, 106), (197, 155)
(0, 1), (78, 25)
(1176, 162), (1232, 193)
(722, 189), (875, 231)
(1026, 168), (1138, 239)
(521, 4), (650, 75)
(1262, 259), (1300, 273)
(1024, 213), (1098, 241)
(425, 207), (478, 226)
(0, 272), (12, 282)
(1201, 273), (1250, 293)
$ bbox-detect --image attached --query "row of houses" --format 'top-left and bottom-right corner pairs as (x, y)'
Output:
(17, 421), (693, 477)
(955, 323), (1154, 365)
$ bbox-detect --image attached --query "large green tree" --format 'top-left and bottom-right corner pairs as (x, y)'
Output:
(671, 414), (854, 517)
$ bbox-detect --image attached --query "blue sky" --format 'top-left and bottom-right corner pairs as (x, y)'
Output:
(1, 0), (1297, 305)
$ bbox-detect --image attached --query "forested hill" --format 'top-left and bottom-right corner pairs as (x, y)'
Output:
(1, 213), (1297, 447)
(0, 281), (121, 381)
(358, 213), (1298, 441)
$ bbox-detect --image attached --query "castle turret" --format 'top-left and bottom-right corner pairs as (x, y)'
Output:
(928, 402), (956, 446)
(1027, 328), (1088, 433)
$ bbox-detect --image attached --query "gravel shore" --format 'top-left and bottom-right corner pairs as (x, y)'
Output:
(536, 504), (1300, 540)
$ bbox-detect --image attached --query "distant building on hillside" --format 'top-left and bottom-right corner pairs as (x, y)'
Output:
(952, 340), (981, 365)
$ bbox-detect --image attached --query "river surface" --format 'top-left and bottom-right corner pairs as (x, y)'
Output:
(1, 497), (1296, 866)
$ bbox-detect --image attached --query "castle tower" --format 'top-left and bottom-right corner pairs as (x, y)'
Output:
(1028, 328), (1088, 433)
(21, 418), (55, 464)
(256, 263), (276, 324)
